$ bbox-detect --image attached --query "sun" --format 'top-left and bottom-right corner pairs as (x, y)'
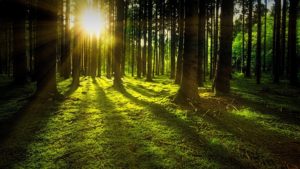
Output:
(80, 8), (106, 36)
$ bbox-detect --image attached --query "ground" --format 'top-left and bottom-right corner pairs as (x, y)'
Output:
(0, 74), (299, 169)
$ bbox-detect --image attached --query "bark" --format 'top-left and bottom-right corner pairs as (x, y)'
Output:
(12, 0), (27, 84)
(256, 0), (262, 84)
(114, 0), (124, 87)
(146, 0), (153, 81)
(215, 0), (233, 94)
(174, 0), (200, 104)
(246, 0), (253, 77)
(35, 0), (58, 96)
(288, 0), (299, 85)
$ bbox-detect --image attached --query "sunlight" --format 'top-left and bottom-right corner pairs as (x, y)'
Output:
(80, 8), (106, 36)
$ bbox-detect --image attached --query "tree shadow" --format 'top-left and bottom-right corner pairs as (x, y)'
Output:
(0, 96), (63, 168)
(116, 87), (251, 168)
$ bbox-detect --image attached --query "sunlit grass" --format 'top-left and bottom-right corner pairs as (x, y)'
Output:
(1, 76), (298, 168)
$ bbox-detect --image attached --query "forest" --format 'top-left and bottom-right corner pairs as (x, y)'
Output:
(0, 0), (299, 168)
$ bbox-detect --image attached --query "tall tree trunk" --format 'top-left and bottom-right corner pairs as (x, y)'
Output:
(174, 0), (200, 104)
(170, 0), (176, 79)
(175, 0), (184, 84)
(280, 0), (287, 77)
(198, 0), (206, 87)
(273, 0), (281, 83)
(263, 0), (267, 72)
(160, 0), (165, 75)
(12, 0), (27, 84)
(35, 0), (58, 97)
(242, 0), (245, 72)
(215, 0), (233, 94)
(137, 0), (142, 78)
(114, 0), (124, 87)
(146, 0), (153, 81)
(142, 0), (147, 77)
(288, 0), (299, 85)
(256, 0), (262, 84)
(246, 0), (253, 77)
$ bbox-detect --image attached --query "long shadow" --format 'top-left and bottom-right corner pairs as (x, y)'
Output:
(0, 95), (63, 168)
(94, 79), (174, 168)
(116, 87), (251, 168)
(230, 93), (300, 126)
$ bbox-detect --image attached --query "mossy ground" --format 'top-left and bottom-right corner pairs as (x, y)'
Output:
(0, 74), (299, 169)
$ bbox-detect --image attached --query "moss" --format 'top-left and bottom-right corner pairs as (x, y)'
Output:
(0, 76), (298, 168)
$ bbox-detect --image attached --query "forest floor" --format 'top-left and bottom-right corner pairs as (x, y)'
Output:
(0, 74), (299, 169)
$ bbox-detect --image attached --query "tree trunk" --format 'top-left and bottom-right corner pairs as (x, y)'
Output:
(114, 0), (124, 87)
(288, 0), (299, 85)
(246, 0), (253, 77)
(215, 0), (233, 94)
(280, 0), (287, 77)
(273, 0), (281, 83)
(35, 0), (58, 97)
(263, 0), (267, 72)
(170, 0), (176, 79)
(175, 0), (184, 84)
(256, 0), (262, 84)
(174, 0), (200, 104)
(12, 0), (27, 84)
(146, 0), (153, 81)
(198, 0), (206, 87)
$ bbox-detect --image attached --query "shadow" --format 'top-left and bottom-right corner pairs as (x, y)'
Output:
(94, 79), (164, 168)
(231, 93), (300, 126)
(0, 95), (62, 168)
(125, 83), (159, 97)
(116, 87), (251, 168)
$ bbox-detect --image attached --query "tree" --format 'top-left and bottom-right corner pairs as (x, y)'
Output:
(288, 0), (299, 85)
(146, 0), (153, 81)
(256, 0), (262, 84)
(280, 0), (287, 76)
(170, 0), (176, 79)
(198, 0), (206, 87)
(35, 0), (58, 97)
(273, 0), (281, 83)
(12, 0), (27, 84)
(114, 0), (125, 87)
(246, 0), (253, 77)
(215, 0), (233, 94)
(174, 0), (200, 104)
(175, 0), (184, 84)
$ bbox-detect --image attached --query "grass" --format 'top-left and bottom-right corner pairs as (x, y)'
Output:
(0, 75), (299, 168)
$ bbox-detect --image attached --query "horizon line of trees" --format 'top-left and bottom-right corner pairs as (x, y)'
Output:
(0, 0), (299, 102)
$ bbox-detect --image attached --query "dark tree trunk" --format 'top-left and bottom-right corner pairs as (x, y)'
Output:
(160, 0), (165, 75)
(174, 0), (200, 104)
(256, 0), (262, 84)
(246, 0), (253, 77)
(146, 0), (153, 81)
(142, 0), (147, 77)
(114, 0), (124, 87)
(273, 0), (281, 83)
(280, 0), (287, 77)
(175, 0), (184, 84)
(170, 0), (176, 79)
(91, 36), (97, 79)
(137, 0), (142, 78)
(215, 0), (233, 94)
(12, 0), (27, 84)
(72, 29), (81, 88)
(35, 0), (58, 97)
(197, 0), (206, 87)
(242, 0), (245, 72)
(288, 0), (299, 85)
(263, 0), (267, 72)
(61, 0), (71, 79)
